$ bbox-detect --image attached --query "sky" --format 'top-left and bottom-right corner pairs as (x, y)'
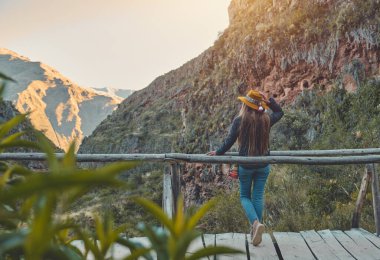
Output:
(0, 0), (231, 90)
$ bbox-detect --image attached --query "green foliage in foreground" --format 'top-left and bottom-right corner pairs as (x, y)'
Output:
(134, 197), (242, 260)
(68, 169), (164, 237)
(0, 76), (241, 259)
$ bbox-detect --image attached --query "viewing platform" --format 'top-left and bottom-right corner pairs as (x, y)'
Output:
(72, 228), (380, 259)
(4, 148), (380, 259)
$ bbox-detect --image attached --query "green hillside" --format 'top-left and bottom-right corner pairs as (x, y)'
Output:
(79, 0), (380, 155)
(77, 0), (380, 234)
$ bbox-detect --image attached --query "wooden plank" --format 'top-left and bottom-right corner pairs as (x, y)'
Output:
(299, 231), (326, 258)
(215, 233), (247, 259)
(316, 230), (355, 259)
(107, 243), (133, 259)
(352, 167), (371, 228)
(345, 229), (380, 258)
(2, 152), (380, 165)
(128, 237), (156, 259)
(247, 233), (279, 260)
(300, 230), (354, 259)
(1, 147), (380, 163)
(162, 168), (173, 219)
(331, 230), (378, 260)
(273, 232), (315, 260)
(227, 148), (380, 156)
(187, 234), (215, 254)
(359, 228), (380, 249)
(71, 237), (154, 260)
(170, 163), (180, 211)
(167, 153), (380, 165)
(371, 164), (380, 236)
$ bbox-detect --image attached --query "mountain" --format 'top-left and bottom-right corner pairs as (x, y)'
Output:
(0, 48), (125, 151)
(92, 87), (134, 99)
(79, 0), (380, 155)
(0, 97), (61, 168)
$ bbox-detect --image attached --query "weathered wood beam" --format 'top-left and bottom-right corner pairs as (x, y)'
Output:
(352, 165), (371, 228)
(371, 164), (380, 236)
(170, 163), (181, 213)
(226, 148), (380, 156)
(162, 166), (173, 219)
(166, 153), (380, 165)
(0, 153), (166, 162)
(1, 147), (380, 162)
(2, 153), (380, 165)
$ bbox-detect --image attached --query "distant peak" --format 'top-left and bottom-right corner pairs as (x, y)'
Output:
(0, 48), (30, 61)
(91, 87), (134, 99)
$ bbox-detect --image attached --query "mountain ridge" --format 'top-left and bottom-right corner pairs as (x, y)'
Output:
(92, 87), (134, 99)
(0, 48), (133, 150)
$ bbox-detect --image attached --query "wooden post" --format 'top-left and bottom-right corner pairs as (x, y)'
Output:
(170, 163), (181, 213)
(162, 165), (173, 219)
(352, 165), (371, 228)
(371, 164), (380, 236)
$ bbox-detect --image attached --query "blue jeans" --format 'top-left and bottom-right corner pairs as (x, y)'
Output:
(238, 165), (270, 224)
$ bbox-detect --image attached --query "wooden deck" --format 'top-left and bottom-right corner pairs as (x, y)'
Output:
(192, 229), (380, 259)
(72, 228), (380, 259)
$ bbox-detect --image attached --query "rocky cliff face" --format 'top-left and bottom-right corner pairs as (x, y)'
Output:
(0, 98), (58, 169)
(0, 49), (132, 150)
(76, 0), (380, 209)
(79, 0), (380, 156)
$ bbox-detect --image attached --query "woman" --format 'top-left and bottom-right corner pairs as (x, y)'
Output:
(208, 89), (283, 246)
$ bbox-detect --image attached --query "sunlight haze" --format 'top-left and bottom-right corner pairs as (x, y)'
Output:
(0, 0), (231, 90)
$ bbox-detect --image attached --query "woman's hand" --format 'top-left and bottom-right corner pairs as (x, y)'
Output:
(207, 151), (216, 156)
(259, 91), (270, 105)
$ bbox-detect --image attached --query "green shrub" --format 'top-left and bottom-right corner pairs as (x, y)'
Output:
(197, 187), (247, 234)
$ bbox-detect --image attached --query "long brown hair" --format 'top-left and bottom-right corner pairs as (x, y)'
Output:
(238, 104), (270, 156)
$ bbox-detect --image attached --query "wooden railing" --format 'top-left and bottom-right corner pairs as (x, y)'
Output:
(1, 148), (379, 236)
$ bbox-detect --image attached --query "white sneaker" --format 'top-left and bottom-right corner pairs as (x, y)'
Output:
(251, 221), (264, 246)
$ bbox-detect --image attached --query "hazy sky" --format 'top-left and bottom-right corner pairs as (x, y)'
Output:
(0, 0), (230, 90)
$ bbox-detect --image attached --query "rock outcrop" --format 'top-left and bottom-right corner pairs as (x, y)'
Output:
(0, 49), (133, 150)
(0, 99), (59, 168)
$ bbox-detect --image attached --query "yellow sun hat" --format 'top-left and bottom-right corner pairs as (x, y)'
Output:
(238, 90), (269, 111)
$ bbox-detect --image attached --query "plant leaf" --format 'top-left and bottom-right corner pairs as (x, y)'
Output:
(171, 231), (200, 260)
(186, 199), (216, 230)
(0, 131), (25, 144)
(25, 194), (56, 258)
(0, 162), (136, 202)
(44, 244), (83, 260)
(0, 140), (40, 151)
(74, 228), (102, 259)
(135, 224), (169, 260)
(62, 142), (76, 169)
(0, 230), (28, 255)
(123, 248), (152, 260)
(34, 132), (59, 170)
(0, 114), (26, 139)
(0, 165), (34, 187)
(133, 197), (175, 234)
(174, 195), (185, 236)
(185, 246), (243, 260)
